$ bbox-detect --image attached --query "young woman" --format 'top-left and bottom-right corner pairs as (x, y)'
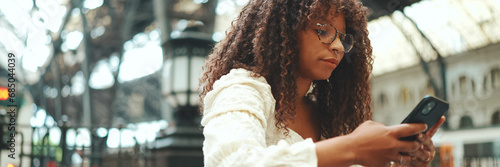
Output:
(199, 0), (445, 166)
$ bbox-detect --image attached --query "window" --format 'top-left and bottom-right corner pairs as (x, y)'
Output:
(378, 93), (388, 108)
(482, 68), (500, 93)
(425, 81), (435, 96)
(399, 86), (411, 104)
(452, 83), (456, 96)
(422, 81), (435, 98)
(463, 142), (494, 158)
(459, 115), (474, 129)
(459, 76), (468, 95)
(471, 80), (476, 94)
(483, 75), (488, 92)
(492, 111), (500, 125)
(492, 68), (500, 89)
(458, 75), (475, 96)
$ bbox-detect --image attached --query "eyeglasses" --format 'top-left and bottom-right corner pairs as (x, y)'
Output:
(312, 23), (355, 53)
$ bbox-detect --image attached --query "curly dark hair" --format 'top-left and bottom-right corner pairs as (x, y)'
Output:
(199, 0), (373, 138)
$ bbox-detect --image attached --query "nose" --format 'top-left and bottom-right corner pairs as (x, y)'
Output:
(328, 36), (345, 54)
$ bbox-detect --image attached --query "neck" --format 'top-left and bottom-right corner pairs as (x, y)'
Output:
(296, 76), (313, 104)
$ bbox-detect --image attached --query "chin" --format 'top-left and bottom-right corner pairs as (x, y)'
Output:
(299, 67), (334, 81)
(314, 70), (334, 81)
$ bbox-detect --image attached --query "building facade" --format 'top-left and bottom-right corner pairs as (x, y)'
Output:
(371, 42), (500, 166)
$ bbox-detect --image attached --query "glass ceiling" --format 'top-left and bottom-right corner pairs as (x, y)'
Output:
(0, 0), (497, 149)
(214, 0), (500, 76)
(0, 0), (499, 82)
(368, 0), (500, 75)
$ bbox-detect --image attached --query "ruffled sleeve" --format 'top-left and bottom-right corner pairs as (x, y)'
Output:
(201, 68), (318, 167)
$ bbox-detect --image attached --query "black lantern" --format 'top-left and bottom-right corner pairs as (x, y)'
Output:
(147, 27), (213, 167)
(161, 28), (213, 126)
(150, 0), (216, 165)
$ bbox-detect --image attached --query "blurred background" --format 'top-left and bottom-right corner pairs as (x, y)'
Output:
(0, 0), (498, 166)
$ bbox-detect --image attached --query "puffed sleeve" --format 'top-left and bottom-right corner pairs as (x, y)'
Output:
(201, 68), (318, 167)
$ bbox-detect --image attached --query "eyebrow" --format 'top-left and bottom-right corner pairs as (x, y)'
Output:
(318, 18), (346, 33)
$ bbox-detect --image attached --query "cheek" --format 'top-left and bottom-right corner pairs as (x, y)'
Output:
(297, 53), (308, 71)
(298, 51), (320, 76)
(299, 46), (314, 64)
(297, 43), (311, 65)
(298, 41), (315, 60)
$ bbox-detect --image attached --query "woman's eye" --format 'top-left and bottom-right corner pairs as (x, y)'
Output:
(317, 30), (328, 36)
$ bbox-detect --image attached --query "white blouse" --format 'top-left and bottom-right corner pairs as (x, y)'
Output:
(201, 68), (318, 167)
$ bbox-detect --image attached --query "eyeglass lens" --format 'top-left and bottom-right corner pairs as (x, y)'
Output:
(317, 24), (354, 53)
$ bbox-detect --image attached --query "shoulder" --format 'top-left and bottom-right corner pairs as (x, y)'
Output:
(202, 68), (276, 125)
(207, 68), (271, 98)
(212, 68), (268, 88)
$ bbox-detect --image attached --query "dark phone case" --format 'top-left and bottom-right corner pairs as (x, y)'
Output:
(399, 95), (449, 141)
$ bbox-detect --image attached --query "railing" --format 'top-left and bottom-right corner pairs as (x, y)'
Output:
(462, 157), (500, 167)
(3, 122), (500, 167)
(429, 157), (500, 167)
(1, 122), (150, 167)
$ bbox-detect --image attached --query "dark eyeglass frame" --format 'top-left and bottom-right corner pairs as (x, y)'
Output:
(312, 23), (355, 53)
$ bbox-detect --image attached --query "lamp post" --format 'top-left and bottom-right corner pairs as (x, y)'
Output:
(163, 26), (213, 124)
(59, 118), (70, 167)
(150, 0), (216, 165)
(149, 27), (213, 167)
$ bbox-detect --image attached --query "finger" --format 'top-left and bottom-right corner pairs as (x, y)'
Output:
(390, 123), (427, 138)
(409, 155), (425, 167)
(396, 154), (413, 166)
(418, 133), (435, 152)
(422, 151), (433, 162)
(412, 149), (429, 162)
(395, 140), (421, 153)
(408, 155), (433, 166)
(427, 116), (446, 137)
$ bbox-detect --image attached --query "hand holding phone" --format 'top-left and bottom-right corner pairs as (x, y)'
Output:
(399, 95), (449, 141)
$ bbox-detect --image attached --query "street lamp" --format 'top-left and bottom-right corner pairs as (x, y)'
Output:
(152, 26), (213, 167)
(162, 26), (213, 126)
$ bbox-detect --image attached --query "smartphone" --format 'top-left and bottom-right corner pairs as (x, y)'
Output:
(399, 95), (449, 141)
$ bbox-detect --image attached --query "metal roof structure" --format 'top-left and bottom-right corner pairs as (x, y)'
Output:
(365, 0), (500, 75)
(1, 0), (499, 136)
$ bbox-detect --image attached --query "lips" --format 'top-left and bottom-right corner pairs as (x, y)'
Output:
(321, 58), (339, 66)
